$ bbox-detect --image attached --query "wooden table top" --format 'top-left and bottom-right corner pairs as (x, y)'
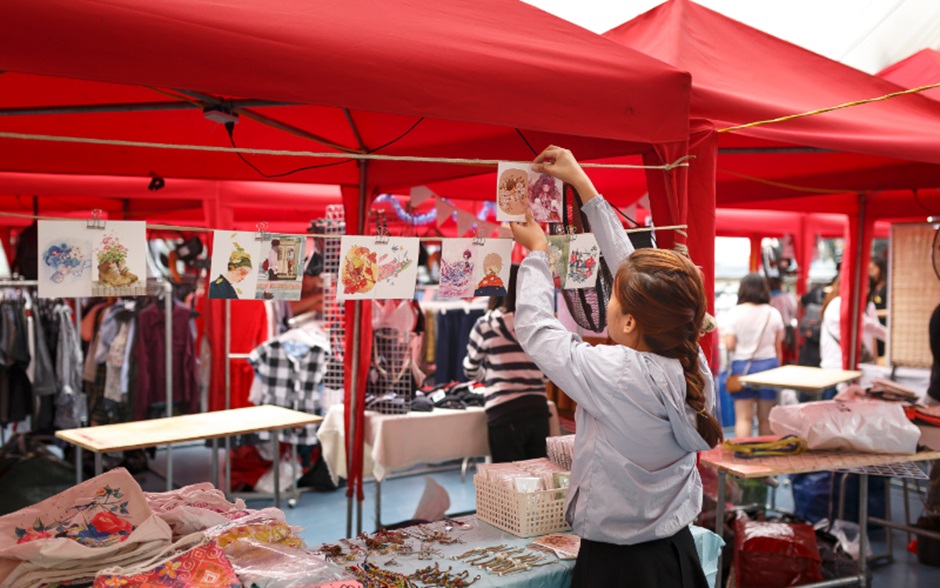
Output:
(700, 438), (940, 479)
(55, 405), (322, 452)
(738, 365), (862, 391)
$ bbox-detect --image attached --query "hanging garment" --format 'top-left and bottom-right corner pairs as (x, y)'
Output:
(53, 303), (86, 430)
(248, 329), (327, 445)
(0, 300), (32, 425)
(104, 319), (132, 403)
(135, 302), (198, 421)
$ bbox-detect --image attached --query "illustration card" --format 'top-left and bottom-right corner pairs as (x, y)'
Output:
(564, 233), (600, 290)
(90, 221), (148, 297)
(472, 239), (512, 297)
(546, 233), (600, 289)
(337, 236), (419, 300)
(255, 234), (306, 301)
(530, 533), (581, 559)
(209, 231), (262, 300)
(439, 239), (475, 300)
(37, 221), (94, 299)
(496, 161), (563, 223)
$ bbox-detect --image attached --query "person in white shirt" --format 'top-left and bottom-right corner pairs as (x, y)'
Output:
(819, 275), (886, 371)
(722, 273), (784, 439)
(512, 146), (720, 588)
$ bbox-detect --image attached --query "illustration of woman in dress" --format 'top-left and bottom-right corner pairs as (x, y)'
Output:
(528, 173), (561, 222)
(210, 242), (253, 299)
(474, 252), (507, 296)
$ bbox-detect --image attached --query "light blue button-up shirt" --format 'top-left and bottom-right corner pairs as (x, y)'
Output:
(515, 194), (715, 545)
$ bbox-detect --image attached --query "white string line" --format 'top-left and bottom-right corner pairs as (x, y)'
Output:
(0, 131), (693, 170)
(0, 210), (683, 236)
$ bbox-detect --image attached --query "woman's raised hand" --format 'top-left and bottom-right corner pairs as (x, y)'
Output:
(510, 209), (548, 254)
(531, 146), (598, 203)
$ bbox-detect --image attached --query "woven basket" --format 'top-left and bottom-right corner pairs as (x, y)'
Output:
(474, 474), (570, 537)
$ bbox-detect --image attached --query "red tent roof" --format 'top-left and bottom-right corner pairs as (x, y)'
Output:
(878, 49), (940, 102)
(0, 0), (690, 191)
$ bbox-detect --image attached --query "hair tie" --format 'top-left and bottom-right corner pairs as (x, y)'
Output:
(697, 407), (707, 415)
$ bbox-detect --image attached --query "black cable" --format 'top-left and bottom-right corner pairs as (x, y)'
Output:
(225, 117), (426, 179)
(515, 129), (538, 156)
(913, 188), (940, 216)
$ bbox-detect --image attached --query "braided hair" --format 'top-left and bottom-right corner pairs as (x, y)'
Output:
(614, 249), (723, 448)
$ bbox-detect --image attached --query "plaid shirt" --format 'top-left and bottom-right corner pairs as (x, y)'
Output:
(248, 337), (327, 445)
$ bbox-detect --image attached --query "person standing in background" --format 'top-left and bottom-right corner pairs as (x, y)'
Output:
(723, 273), (784, 439)
(463, 264), (549, 463)
(868, 256), (888, 357)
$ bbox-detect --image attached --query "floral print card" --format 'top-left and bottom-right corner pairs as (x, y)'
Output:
(495, 162), (563, 223)
(547, 233), (600, 289)
(37, 221), (94, 299)
(337, 236), (419, 300)
(209, 231), (262, 300)
(565, 233), (600, 290)
(255, 234), (306, 301)
(91, 221), (147, 297)
(439, 239), (475, 299)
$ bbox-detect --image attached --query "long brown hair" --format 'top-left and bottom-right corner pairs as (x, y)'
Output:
(821, 275), (841, 316)
(615, 249), (723, 448)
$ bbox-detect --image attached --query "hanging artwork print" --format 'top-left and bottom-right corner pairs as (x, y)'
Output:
(336, 236), (419, 300)
(546, 233), (600, 289)
(255, 234), (306, 301)
(91, 221), (147, 297)
(209, 231), (262, 300)
(496, 162), (563, 223)
(438, 238), (512, 299)
(37, 221), (95, 299)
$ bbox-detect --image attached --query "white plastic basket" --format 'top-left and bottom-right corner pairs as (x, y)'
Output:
(474, 473), (570, 537)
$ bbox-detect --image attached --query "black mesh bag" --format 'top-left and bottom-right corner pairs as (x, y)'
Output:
(558, 185), (615, 333)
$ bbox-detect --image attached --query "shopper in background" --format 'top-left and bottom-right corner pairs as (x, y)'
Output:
(511, 145), (719, 588)
(868, 256), (889, 357)
(463, 264), (549, 463)
(768, 276), (798, 363)
(723, 273), (784, 439)
(820, 274), (886, 371)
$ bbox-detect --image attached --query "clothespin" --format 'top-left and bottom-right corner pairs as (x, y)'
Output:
(255, 221), (272, 241)
(471, 228), (486, 246)
(86, 209), (106, 230)
(374, 211), (391, 245)
(565, 225), (577, 242)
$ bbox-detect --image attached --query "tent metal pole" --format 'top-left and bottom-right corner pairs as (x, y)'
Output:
(848, 194), (867, 367)
(717, 147), (832, 154)
(164, 281), (174, 491)
(224, 298), (232, 496)
(0, 99), (292, 117)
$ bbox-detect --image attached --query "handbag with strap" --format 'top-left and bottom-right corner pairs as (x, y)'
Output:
(726, 310), (772, 394)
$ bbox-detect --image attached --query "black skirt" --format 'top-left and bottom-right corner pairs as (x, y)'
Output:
(571, 526), (709, 588)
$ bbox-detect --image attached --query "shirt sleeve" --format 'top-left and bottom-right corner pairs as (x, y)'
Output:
(582, 194), (635, 272)
(515, 250), (614, 416)
(462, 315), (488, 382)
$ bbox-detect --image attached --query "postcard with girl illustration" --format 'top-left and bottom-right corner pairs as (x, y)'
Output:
(438, 238), (512, 299)
(336, 236), (419, 300)
(495, 161), (563, 223)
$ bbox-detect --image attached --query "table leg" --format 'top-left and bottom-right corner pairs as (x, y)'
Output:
(859, 473), (869, 587)
(376, 479), (382, 529)
(883, 478), (893, 562)
(211, 438), (219, 490)
(94, 452), (103, 477)
(346, 496), (354, 539)
(903, 479), (912, 545)
(715, 471), (727, 588)
(357, 497), (363, 535)
(75, 446), (83, 484)
(166, 443), (173, 492)
(272, 431), (280, 510)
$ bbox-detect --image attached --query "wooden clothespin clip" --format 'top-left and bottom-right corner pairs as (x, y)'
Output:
(471, 228), (486, 246)
(565, 225), (577, 242)
(255, 221), (272, 241)
(86, 209), (106, 230)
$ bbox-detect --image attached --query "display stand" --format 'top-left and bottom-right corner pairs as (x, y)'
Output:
(700, 441), (940, 588)
(737, 365), (862, 394)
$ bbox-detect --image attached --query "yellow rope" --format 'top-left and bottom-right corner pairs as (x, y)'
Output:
(0, 131), (690, 170)
(718, 169), (855, 195)
(719, 82), (940, 133)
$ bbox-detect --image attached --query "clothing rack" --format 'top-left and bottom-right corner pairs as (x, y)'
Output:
(0, 279), (41, 447)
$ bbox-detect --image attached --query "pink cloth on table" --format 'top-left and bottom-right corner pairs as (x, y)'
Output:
(94, 539), (240, 587)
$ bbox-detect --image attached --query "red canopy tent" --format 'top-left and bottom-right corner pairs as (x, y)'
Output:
(0, 0), (694, 532)
(602, 0), (940, 369)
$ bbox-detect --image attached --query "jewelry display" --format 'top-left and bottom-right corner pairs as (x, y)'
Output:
(347, 562), (419, 588)
(411, 563), (481, 587)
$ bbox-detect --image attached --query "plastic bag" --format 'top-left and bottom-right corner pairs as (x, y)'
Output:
(816, 519), (871, 561)
(734, 515), (823, 588)
(769, 401), (920, 454)
(255, 458), (303, 495)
